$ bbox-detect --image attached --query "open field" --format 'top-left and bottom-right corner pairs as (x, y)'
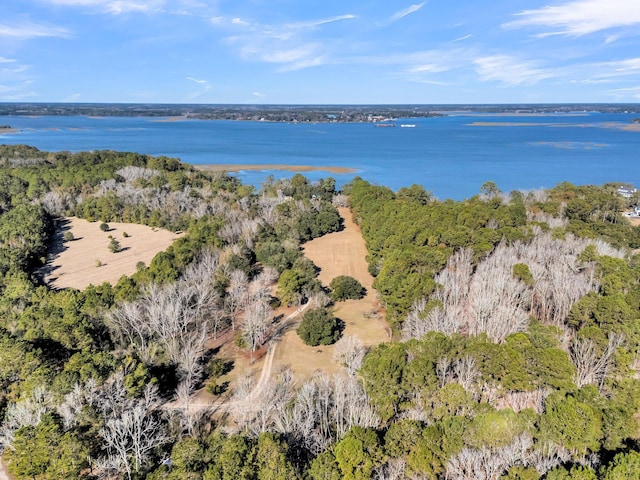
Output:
(43, 217), (182, 290)
(194, 164), (357, 174)
(272, 207), (390, 378)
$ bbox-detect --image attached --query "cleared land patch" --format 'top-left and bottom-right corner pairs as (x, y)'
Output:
(273, 207), (389, 378)
(43, 217), (182, 290)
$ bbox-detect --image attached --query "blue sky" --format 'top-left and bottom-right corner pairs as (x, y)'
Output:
(2, 0), (640, 104)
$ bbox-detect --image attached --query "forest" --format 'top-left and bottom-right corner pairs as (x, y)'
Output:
(0, 144), (639, 479)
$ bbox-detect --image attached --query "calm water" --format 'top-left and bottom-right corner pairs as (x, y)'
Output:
(1, 112), (639, 200)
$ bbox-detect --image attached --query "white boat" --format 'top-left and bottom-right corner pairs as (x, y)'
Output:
(400, 124), (416, 128)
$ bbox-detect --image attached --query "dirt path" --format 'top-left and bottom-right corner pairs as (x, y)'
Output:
(163, 303), (310, 414)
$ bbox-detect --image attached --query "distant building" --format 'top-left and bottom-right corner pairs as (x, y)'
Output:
(617, 185), (637, 198)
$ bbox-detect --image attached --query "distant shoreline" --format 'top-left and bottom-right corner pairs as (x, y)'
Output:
(194, 164), (357, 174)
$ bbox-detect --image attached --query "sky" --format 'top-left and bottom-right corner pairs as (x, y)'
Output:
(1, 0), (640, 104)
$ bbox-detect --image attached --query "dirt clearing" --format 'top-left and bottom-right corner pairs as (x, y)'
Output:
(43, 217), (182, 290)
(272, 207), (389, 379)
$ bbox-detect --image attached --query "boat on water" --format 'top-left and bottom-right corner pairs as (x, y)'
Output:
(374, 123), (396, 128)
(400, 124), (416, 128)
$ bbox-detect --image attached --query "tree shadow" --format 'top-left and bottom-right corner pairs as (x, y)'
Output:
(37, 217), (71, 283)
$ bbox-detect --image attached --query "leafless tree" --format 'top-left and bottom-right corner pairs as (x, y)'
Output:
(453, 356), (480, 392)
(242, 298), (272, 361)
(499, 388), (550, 414)
(404, 233), (616, 343)
(225, 269), (250, 330)
(332, 194), (349, 208)
(0, 386), (52, 450)
(115, 166), (159, 182)
(571, 333), (625, 390)
(97, 374), (168, 480)
(374, 458), (407, 480)
(436, 356), (453, 388)
(58, 379), (99, 429)
(270, 372), (380, 453)
(333, 335), (367, 375)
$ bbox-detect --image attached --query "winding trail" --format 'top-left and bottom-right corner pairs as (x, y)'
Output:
(163, 302), (309, 414)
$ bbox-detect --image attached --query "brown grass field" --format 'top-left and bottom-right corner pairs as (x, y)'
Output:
(43, 217), (182, 290)
(272, 207), (390, 378)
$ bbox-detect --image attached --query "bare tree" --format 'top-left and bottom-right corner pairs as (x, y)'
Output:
(98, 374), (167, 480)
(453, 355), (480, 392)
(571, 333), (625, 390)
(404, 233), (613, 343)
(333, 335), (367, 375)
(225, 269), (250, 330)
(242, 298), (272, 362)
(0, 386), (52, 450)
(374, 458), (407, 480)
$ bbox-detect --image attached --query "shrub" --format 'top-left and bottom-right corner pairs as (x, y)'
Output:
(297, 307), (342, 346)
(108, 238), (121, 253)
(330, 275), (366, 301)
(99, 222), (110, 232)
(62, 231), (74, 242)
(122, 231), (129, 238)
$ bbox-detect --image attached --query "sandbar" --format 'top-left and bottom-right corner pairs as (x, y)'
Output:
(0, 127), (16, 135)
(468, 121), (640, 131)
(445, 112), (589, 117)
(194, 164), (357, 174)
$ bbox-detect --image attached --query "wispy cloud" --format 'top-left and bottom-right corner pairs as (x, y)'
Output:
(474, 55), (555, 86)
(0, 57), (16, 63)
(0, 87), (38, 101)
(452, 34), (472, 42)
(185, 76), (211, 100)
(252, 91), (266, 98)
(504, 0), (640, 36)
(389, 2), (426, 23)
(41, 0), (165, 15)
(213, 12), (356, 71)
(606, 86), (640, 99)
(0, 22), (71, 39)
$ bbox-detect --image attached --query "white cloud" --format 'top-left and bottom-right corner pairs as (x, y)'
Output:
(504, 0), (640, 36)
(607, 57), (640, 72)
(408, 63), (451, 74)
(0, 22), (71, 39)
(186, 76), (207, 84)
(389, 2), (426, 23)
(0, 57), (17, 63)
(0, 79), (36, 101)
(474, 55), (554, 86)
(452, 34), (472, 42)
(215, 12), (356, 71)
(605, 34), (621, 44)
(606, 86), (640, 99)
(42, 0), (165, 15)
(252, 91), (266, 98)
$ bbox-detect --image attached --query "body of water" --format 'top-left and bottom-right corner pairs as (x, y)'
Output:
(1, 112), (639, 200)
